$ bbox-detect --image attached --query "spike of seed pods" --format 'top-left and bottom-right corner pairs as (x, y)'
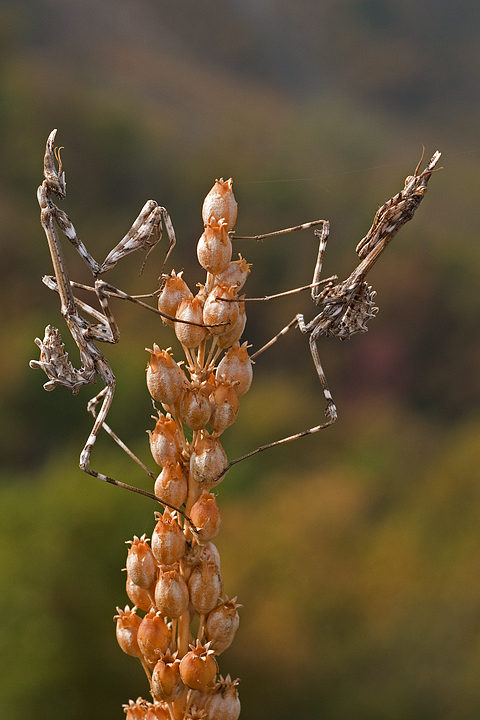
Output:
(116, 175), (251, 714)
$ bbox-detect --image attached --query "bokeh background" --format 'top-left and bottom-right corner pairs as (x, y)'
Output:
(1, 1), (480, 718)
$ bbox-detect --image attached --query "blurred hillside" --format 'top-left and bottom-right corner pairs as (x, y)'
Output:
(1, 1), (480, 719)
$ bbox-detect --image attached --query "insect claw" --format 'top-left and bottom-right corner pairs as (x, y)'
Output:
(43, 129), (66, 199)
(325, 401), (338, 422)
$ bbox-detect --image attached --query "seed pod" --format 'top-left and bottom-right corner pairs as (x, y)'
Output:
(179, 641), (218, 690)
(180, 539), (203, 576)
(197, 218), (232, 275)
(148, 414), (183, 467)
(126, 575), (153, 612)
(209, 382), (239, 436)
(126, 535), (157, 590)
(151, 654), (184, 702)
(188, 560), (223, 616)
(154, 462), (188, 507)
(216, 342), (253, 397)
(202, 178), (237, 231)
(114, 606), (143, 658)
(200, 542), (221, 570)
(146, 345), (186, 406)
(216, 303), (246, 350)
(203, 284), (239, 335)
(137, 609), (171, 664)
(145, 703), (170, 720)
(190, 492), (222, 546)
(206, 675), (241, 720)
(216, 255), (251, 292)
(190, 431), (228, 489)
(205, 599), (241, 654)
(154, 566), (189, 619)
(174, 296), (207, 348)
(178, 384), (212, 430)
(157, 271), (193, 327)
(123, 698), (148, 720)
(151, 511), (186, 566)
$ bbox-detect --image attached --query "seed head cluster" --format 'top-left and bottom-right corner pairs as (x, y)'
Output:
(117, 179), (247, 719)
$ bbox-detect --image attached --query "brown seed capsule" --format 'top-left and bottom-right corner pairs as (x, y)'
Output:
(216, 255), (251, 292)
(154, 566), (189, 619)
(137, 610), (172, 664)
(146, 345), (186, 406)
(190, 431), (228, 489)
(202, 284), (239, 335)
(145, 703), (170, 720)
(154, 462), (188, 507)
(209, 382), (239, 436)
(179, 641), (218, 690)
(188, 560), (223, 616)
(174, 296), (208, 349)
(178, 384), (212, 431)
(207, 675), (241, 720)
(197, 218), (232, 275)
(151, 653), (184, 702)
(151, 511), (186, 566)
(202, 178), (237, 231)
(216, 342), (253, 397)
(114, 606), (143, 658)
(126, 535), (157, 590)
(126, 575), (154, 612)
(123, 698), (148, 720)
(157, 270), (193, 327)
(200, 542), (221, 570)
(205, 599), (241, 654)
(190, 492), (222, 545)
(216, 303), (246, 350)
(148, 414), (183, 467)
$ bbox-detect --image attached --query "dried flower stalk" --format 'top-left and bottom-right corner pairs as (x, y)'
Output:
(117, 178), (247, 719)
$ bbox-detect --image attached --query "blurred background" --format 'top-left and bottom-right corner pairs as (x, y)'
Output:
(1, 0), (480, 718)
